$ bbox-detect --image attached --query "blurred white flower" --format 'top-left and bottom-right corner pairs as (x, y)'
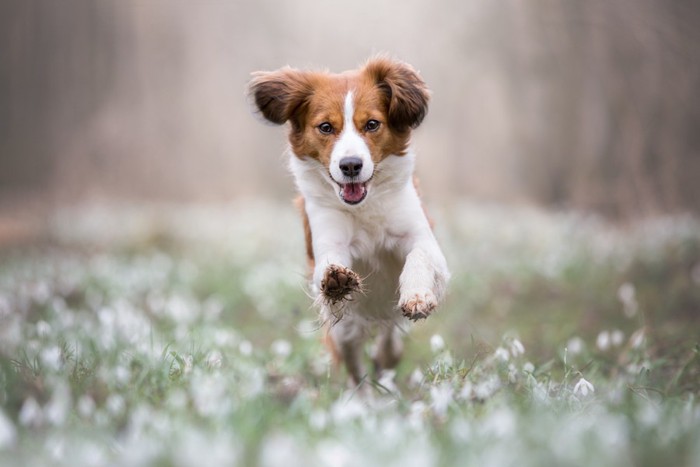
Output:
(331, 394), (367, 424)
(474, 374), (502, 400)
(35, 320), (51, 338)
(239, 340), (253, 356)
(377, 369), (399, 394)
(494, 347), (510, 362)
(308, 409), (328, 431)
(508, 338), (525, 357)
(106, 394), (126, 416)
(430, 334), (445, 353)
(317, 440), (352, 467)
(40, 346), (63, 371)
(617, 282), (638, 317)
(596, 331), (611, 351)
(77, 395), (96, 418)
(508, 363), (519, 383)
(566, 336), (585, 355)
(190, 372), (229, 417)
(409, 368), (424, 388)
(206, 350), (223, 369)
(522, 362), (535, 373)
(0, 410), (16, 449)
(271, 339), (292, 359)
(573, 377), (595, 397)
(611, 329), (625, 347)
(183, 355), (194, 375)
(45, 382), (71, 426)
(430, 382), (454, 417)
(115, 365), (131, 385)
(459, 381), (474, 400)
(450, 417), (472, 442)
(19, 397), (43, 427)
(630, 328), (646, 349)
(482, 407), (516, 438)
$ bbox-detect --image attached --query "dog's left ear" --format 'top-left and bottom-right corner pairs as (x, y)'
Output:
(364, 57), (430, 132)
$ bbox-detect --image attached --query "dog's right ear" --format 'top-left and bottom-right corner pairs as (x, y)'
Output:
(249, 67), (313, 126)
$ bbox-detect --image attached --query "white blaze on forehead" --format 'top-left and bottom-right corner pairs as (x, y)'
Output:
(344, 91), (355, 133)
(329, 91), (374, 183)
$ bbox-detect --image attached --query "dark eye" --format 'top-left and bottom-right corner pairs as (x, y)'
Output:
(365, 119), (380, 132)
(318, 122), (334, 135)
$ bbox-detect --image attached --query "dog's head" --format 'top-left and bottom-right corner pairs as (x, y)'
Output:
(249, 57), (429, 206)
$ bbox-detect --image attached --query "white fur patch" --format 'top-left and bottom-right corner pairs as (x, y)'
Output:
(328, 92), (374, 185)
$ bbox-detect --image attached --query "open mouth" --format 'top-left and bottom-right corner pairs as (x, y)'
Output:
(339, 182), (368, 205)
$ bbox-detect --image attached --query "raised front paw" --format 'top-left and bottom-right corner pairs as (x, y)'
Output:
(321, 264), (361, 304)
(400, 290), (437, 321)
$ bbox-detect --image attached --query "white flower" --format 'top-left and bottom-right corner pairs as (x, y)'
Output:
(473, 374), (501, 400)
(508, 338), (525, 357)
(567, 337), (585, 355)
(40, 346), (63, 371)
(35, 320), (51, 338)
(409, 368), (424, 388)
(308, 409), (328, 431)
(617, 282), (638, 317)
(206, 350), (223, 369)
(494, 347), (510, 362)
(271, 339), (292, 358)
(19, 397), (43, 427)
(573, 377), (595, 397)
(377, 369), (399, 394)
(508, 363), (519, 383)
(0, 410), (16, 449)
(239, 340), (253, 356)
(45, 383), (71, 426)
(611, 330), (625, 347)
(596, 331), (611, 351)
(630, 328), (646, 349)
(430, 382), (454, 417)
(105, 394), (125, 416)
(77, 395), (96, 418)
(430, 334), (445, 353)
(523, 362), (535, 374)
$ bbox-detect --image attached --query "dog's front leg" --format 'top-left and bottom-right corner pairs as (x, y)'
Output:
(398, 232), (450, 321)
(307, 208), (361, 316)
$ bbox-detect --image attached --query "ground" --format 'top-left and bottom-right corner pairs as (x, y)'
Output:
(0, 201), (699, 466)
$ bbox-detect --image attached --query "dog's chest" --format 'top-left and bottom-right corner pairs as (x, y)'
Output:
(347, 206), (404, 266)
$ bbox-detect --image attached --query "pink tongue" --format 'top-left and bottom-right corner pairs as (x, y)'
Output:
(342, 183), (365, 202)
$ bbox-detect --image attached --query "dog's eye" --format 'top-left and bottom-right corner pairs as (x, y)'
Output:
(318, 122), (334, 135)
(364, 120), (380, 132)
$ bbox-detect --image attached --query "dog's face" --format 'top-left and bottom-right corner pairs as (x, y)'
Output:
(250, 57), (429, 206)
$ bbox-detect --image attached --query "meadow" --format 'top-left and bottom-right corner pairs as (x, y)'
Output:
(0, 201), (699, 466)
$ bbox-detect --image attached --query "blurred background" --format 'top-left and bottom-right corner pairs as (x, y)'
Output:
(2, 0), (700, 235)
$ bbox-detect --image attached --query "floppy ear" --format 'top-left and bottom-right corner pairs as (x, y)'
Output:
(248, 67), (313, 128)
(364, 57), (430, 132)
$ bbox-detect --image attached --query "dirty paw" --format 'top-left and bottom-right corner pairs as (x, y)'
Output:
(400, 291), (437, 321)
(321, 265), (361, 304)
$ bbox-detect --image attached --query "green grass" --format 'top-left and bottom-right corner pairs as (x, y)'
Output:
(0, 202), (699, 466)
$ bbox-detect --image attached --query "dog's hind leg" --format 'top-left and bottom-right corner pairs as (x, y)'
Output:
(372, 324), (404, 377)
(326, 316), (368, 387)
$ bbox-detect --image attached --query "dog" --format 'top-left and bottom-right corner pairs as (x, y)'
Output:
(249, 56), (449, 386)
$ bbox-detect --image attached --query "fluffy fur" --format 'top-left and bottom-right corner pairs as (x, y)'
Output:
(249, 57), (449, 386)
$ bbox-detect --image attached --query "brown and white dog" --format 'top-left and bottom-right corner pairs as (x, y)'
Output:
(249, 57), (449, 386)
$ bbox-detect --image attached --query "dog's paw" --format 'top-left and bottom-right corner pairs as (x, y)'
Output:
(321, 265), (361, 304)
(400, 290), (437, 321)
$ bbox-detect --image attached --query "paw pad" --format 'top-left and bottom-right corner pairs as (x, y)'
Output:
(321, 265), (360, 304)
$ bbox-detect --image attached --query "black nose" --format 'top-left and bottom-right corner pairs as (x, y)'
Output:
(339, 157), (363, 178)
